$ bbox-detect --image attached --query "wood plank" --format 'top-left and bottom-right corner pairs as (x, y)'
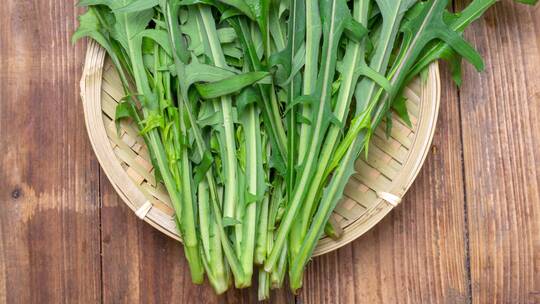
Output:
(297, 67), (470, 303)
(0, 1), (102, 303)
(455, 1), (540, 303)
(100, 178), (295, 303)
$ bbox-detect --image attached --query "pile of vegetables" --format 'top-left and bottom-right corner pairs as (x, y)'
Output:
(74, 0), (536, 298)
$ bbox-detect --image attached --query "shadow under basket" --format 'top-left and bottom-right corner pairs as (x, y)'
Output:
(80, 41), (440, 256)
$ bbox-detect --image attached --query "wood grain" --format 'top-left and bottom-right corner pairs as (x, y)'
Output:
(0, 1), (101, 303)
(455, 1), (540, 303)
(297, 67), (470, 304)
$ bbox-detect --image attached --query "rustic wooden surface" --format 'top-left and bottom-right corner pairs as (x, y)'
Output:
(455, 1), (540, 303)
(0, 1), (538, 303)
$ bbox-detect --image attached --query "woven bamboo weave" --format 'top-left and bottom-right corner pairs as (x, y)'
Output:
(80, 41), (441, 256)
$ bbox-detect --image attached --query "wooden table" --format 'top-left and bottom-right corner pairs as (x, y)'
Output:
(0, 1), (538, 303)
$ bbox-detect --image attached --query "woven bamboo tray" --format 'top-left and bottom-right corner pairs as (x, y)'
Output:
(80, 41), (440, 256)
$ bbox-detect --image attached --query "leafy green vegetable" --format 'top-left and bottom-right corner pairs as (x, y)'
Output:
(74, 0), (537, 298)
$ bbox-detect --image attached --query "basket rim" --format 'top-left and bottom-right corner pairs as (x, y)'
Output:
(80, 41), (441, 256)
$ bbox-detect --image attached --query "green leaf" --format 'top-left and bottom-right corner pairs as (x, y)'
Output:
(178, 0), (216, 6)
(110, 2), (156, 106)
(184, 62), (237, 89)
(408, 0), (503, 82)
(114, 0), (159, 13)
(221, 8), (243, 21)
(244, 0), (270, 47)
(223, 44), (244, 59)
(297, 115), (311, 125)
(139, 29), (172, 56)
(343, 18), (368, 42)
(376, 0), (484, 127)
(355, 63), (393, 93)
(237, 87), (260, 114)
(269, 149), (286, 175)
(223, 216), (242, 227)
(115, 101), (133, 121)
(268, 2), (287, 51)
(77, 0), (113, 6)
(392, 96), (412, 127)
(162, 1), (191, 64)
(216, 0), (256, 20)
(245, 191), (262, 205)
(198, 111), (223, 127)
(114, 101), (139, 133)
(217, 28), (237, 43)
(139, 112), (165, 135)
(110, 5), (154, 50)
(268, 0), (305, 88)
(193, 151), (214, 186)
(195, 71), (270, 99)
(72, 8), (108, 44)
(277, 44), (306, 87)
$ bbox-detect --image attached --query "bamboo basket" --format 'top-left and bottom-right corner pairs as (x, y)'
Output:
(80, 41), (440, 256)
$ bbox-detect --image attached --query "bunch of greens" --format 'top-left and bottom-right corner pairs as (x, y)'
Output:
(74, 0), (536, 298)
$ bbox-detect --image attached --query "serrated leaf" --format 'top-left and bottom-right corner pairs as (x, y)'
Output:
(184, 62), (237, 89)
(245, 191), (262, 205)
(355, 63), (392, 92)
(139, 112), (165, 135)
(408, 0), (500, 82)
(114, 101), (138, 134)
(376, 0), (484, 126)
(237, 87), (260, 114)
(343, 18), (368, 42)
(198, 111), (223, 127)
(392, 96), (412, 127)
(193, 151), (214, 186)
(138, 29), (172, 56)
(195, 71), (269, 99)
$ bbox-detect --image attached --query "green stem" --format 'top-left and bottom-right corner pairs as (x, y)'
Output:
(289, 0), (322, 259)
(147, 127), (204, 283)
(162, 1), (245, 285)
(289, 133), (366, 291)
(265, 0), (347, 271)
(199, 182), (229, 294)
(292, 0), (370, 258)
(195, 5), (238, 220)
(297, 0), (321, 163)
(271, 243), (288, 288)
(238, 103), (264, 286)
(288, 0), (418, 289)
(255, 194), (269, 265)
(230, 18), (288, 168)
(258, 270), (271, 301)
